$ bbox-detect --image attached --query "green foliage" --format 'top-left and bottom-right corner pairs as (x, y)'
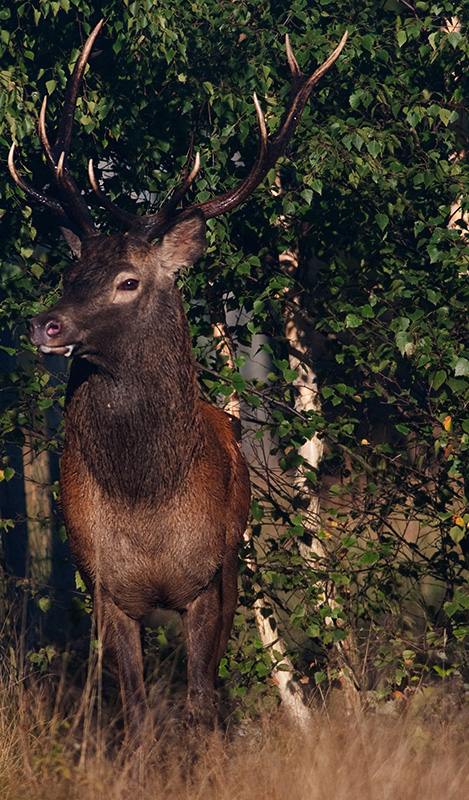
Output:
(2, 0), (469, 702)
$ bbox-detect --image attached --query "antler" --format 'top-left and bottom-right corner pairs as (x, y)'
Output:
(90, 30), (348, 240)
(8, 22), (348, 243)
(8, 19), (104, 238)
(87, 152), (201, 239)
(190, 31), (349, 221)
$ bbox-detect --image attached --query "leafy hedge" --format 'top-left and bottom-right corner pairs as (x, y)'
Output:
(2, 0), (469, 705)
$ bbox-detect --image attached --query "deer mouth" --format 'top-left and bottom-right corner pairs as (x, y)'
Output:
(38, 343), (76, 358)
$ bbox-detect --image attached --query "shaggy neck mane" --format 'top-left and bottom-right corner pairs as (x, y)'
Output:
(65, 286), (202, 505)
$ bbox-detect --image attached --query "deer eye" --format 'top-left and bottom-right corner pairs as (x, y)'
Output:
(117, 278), (139, 291)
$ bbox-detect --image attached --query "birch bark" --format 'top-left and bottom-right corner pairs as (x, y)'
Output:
(213, 315), (313, 726)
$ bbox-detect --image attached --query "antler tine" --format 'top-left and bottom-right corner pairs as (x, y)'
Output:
(285, 34), (302, 80)
(54, 145), (96, 236)
(89, 152), (202, 239)
(45, 21), (104, 235)
(138, 152), (202, 237)
(39, 20), (103, 174)
(38, 96), (55, 170)
(252, 93), (268, 159)
(303, 30), (349, 93)
(88, 158), (140, 228)
(53, 18), (105, 163)
(166, 151), (201, 208)
(8, 142), (72, 222)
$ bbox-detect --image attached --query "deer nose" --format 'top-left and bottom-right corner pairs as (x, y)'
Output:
(30, 317), (62, 346)
(45, 320), (62, 338)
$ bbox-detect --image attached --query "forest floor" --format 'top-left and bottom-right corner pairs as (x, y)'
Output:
(1, 662), (469, 800)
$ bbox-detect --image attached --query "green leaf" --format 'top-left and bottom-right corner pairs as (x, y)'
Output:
(311, 179), (323, 194)
(375, 213), (389, 231)
(0, 467), (15, 482)
(283, 369), (299, 382)
(395, 423), (410, 435)
(218, 658), (229, 678)
(438, 108), (452, 126)
(443, 601), (458, 618)
(251, 499), (264, 522)
(447, 31), (462, 48)
(360, 551), (379, 565)
(449, 526), (465, 544)
(396, 30), (407, 48)
(75, 571), (86, 592)
(366, 140), (381, 158)
(38, 597), (52, 613)
(345, 313), (362, 328)
(360, 304), (375, 319)
(361, 34), (374, 52)
(231, 372), (246, 393)
(447, 378), (468, 393)
(433, 370), (446, 390)
(218, 384), (234, 396)
(455, 358), (469, 377)
(395, 331), (414, 357)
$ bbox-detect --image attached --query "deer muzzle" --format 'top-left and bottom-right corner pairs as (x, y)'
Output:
(30, 311), (76, 358)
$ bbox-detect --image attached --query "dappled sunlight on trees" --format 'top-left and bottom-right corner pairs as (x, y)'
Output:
(2, 0), (469, 719)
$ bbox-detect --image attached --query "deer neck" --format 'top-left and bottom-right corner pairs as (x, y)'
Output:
(64, 291), (202, 503)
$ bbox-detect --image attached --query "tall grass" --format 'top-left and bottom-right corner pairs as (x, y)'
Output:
(1, 645), (468, 800)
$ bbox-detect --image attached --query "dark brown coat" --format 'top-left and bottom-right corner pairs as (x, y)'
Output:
(30, 217), (250, 739)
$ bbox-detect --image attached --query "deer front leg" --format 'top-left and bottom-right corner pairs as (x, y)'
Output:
(182, 572), (223, 728)
(96, 589), (151, 748)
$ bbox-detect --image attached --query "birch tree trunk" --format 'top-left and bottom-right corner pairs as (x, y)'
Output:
(22, 430), (53, 589)
(283, 249), (361, 711)
(213, 314), (313, 726)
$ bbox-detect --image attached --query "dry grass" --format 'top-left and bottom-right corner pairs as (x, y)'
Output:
(1, 660), (468, 800)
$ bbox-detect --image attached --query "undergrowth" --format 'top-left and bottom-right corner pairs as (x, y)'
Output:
(1, 640), (468, 800)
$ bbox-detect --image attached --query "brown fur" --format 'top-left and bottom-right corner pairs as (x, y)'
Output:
(30, 213), (251, 744)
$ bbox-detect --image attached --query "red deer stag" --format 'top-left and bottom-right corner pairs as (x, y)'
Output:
(9, 21), (347, 744)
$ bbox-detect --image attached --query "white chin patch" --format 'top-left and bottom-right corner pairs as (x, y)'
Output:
(39, 344), (76, 358)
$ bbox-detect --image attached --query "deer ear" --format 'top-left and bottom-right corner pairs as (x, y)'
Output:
(157, 211), (206, 274)
(60, 226), (82, 258)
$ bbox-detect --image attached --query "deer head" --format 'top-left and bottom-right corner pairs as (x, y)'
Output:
(28, 214), (206, 365)
(9, 21), (347, 366)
